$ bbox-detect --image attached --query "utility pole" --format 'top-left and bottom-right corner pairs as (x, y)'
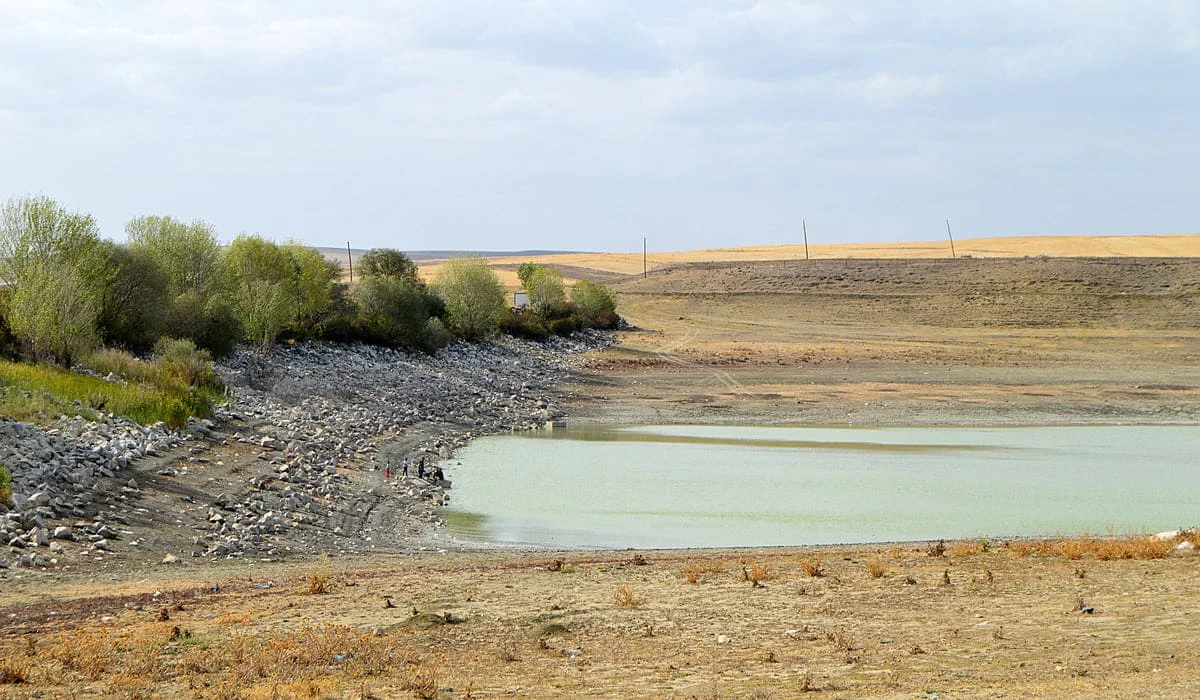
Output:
(643, 237), (647, 278)
(945, 219), (957, 259)
(346, 242), (354, 283)
(802, 219), (810, 260)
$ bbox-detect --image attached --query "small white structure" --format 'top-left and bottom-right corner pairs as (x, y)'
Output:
(513, 290), (530, 308)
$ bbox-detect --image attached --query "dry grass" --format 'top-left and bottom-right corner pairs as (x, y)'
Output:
(1008, 534), (1177, 561)
(866, 559), (887, 579)
(740, 562), (775, 584)
(7, 544), (1200, 697)
(681, 558), (726, 584)
(947, 540), (986, 557)
(800, 557), (825, 577)
(306, 568), (333, 595)
(614, 585), (642, 607)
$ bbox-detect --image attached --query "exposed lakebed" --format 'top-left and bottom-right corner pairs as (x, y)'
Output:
(443, 424), (1200, 548)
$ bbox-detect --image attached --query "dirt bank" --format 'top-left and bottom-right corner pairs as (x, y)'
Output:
(568, 257), (1200, 426)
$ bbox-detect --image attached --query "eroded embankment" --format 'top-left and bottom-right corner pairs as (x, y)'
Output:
(0, 332), (612, 573)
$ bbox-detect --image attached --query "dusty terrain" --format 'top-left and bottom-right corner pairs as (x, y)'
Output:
(3, 538), (1199, 697)
(569, 256), (1200, 426)
(3, 236), (1200, 697)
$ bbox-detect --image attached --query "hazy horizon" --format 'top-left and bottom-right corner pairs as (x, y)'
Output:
(2, 3), (1197, 252)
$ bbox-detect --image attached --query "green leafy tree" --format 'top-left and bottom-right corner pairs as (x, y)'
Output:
(222, 234), (294, 349)
(96, 242), (168, 352)
(125, 215), (240, 354)
(353, 275), (434, 349)
(525, 265), (566, 314)
(125, 216), (222, 297)
(0, 196), (107, 363)
(517, 262), (541, 289)
(359, 248), (421, 284)
(432, 257), (506, 341)
(281, 242), (337, 336)
(571, 280), (619, 328)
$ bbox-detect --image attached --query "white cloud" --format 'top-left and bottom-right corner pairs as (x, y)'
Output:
(0, 1), (1197, 249)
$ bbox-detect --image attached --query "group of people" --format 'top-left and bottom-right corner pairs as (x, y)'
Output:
(384, 456), (445, 483)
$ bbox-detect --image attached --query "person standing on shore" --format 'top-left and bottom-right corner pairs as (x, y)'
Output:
(385, 463), (391, 479)
(401, 458), (409, 477)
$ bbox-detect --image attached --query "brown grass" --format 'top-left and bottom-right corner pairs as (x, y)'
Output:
(1008, 534), (1176, 561)
(740, 562), (775, 584)
(801, 557), (825, 577)
(306, 568), (332, 595)
(866, 559), (887, 579)
(947, 540), (986, 557)
(614, 585), (642, 607)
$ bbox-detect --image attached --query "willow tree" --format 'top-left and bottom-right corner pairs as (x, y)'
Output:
(432, 257), (506, 341)
(0, 196), (106, 363)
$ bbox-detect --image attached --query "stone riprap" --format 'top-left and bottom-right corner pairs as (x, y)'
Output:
(1, 331), (611, 569)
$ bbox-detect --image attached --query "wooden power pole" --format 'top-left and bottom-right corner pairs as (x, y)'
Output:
(945, 219), (957, 259)
(346, 242), (354, 283)
(802, 219), (810, 260)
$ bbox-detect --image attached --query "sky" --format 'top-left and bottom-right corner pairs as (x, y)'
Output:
(1, 2), (1198, 253)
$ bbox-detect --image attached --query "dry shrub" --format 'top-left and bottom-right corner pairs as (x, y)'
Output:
(50, 629), (113, 681)
(307, 568), (332, 595)
(947, 541), (984, 557)
(401, 663), (440, 699)
(927, 539), (947, 557)
(614, 586), (642, 607)
(865, 559), (887, 579)
(1010, 534), (1175, 561)
(800, 558), (824, 578)
(0, 658), (30, 685)
(1094, 536), (1173, 561)
(682, 562), (703, 584)
(825, 628), (855, 652)
(740, 562), (775, 584)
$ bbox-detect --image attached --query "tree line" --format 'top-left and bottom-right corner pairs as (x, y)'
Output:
(0, 196), (618, 366)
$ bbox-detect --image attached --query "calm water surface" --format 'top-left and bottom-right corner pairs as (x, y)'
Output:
(442, 425), (1199, 549)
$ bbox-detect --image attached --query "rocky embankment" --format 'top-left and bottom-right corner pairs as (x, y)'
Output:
(1, 332), (612, 570)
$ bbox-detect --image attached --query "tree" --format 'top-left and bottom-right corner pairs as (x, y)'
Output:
(517, 262), (540, 289)
(0, 196), (107, 363)
(125, 216), (222, 298)
(525, 265), (566, 314)
(96, 242), (168, 352)
(571, 280), (619, 328)
(125, 215), (238, 354)
(432, 257), (506, 341)
(222, 234), (294, 349)
(281, 242), (337, 336)
(353, 275), (433, 349)
(359, 248), (421, 284)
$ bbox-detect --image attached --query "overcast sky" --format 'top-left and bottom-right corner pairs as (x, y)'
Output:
(1, 2), (1198, 252)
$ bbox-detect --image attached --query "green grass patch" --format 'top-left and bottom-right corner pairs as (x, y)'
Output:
(0, 359), (217, 429)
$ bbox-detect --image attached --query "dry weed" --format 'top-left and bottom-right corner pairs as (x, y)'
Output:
(800, 558), (825, 577)
(614, 586), (642, 607)
(682, 562), (703, 584)
(947, 540), (984, 557)
(740, 562), (775, 584)
(865, 559), (887, 578)
(0, 658), (30, 685)
(306, 568), (333, 595)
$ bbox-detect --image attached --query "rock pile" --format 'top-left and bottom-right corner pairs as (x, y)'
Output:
(2, 331), (612, 568)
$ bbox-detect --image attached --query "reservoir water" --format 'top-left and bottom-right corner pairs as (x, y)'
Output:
(442, 425), (1200, 549)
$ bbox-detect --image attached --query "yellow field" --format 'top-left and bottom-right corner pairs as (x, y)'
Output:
(410, 234), (1200, 290)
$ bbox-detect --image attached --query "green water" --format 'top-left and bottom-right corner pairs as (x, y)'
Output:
(442, 425), (1200, 549)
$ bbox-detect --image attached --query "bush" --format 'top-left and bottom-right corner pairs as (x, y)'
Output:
(432, 257), (507, 341)
(152, 338), (219, 390)
(0, 464), (12, 507)
(352, 276), (435, 350)
(500, 309), (551, 341)
(571, 280), (618, 328)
